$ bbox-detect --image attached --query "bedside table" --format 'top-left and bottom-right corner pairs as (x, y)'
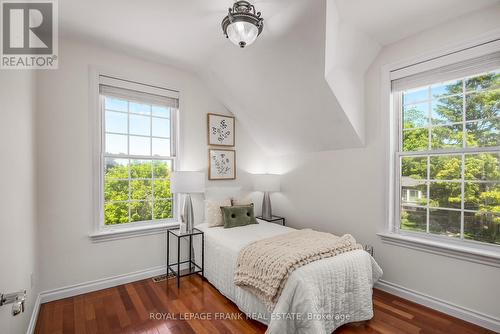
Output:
(257, 215), (286, 226)
(166, 228), (204, 288)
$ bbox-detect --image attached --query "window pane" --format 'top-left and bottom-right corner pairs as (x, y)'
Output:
(104, 158), (128, 179)
(153, 179), (171, 199)
(429, 209), (460, 237)
(430, 155), (461, 180)
(400, 206), (426, 232)
(105, 97), (127, 112)
(464, 212), (500, 245)
(152, 117), (170, 138)
(431, 79), (462, 98)
(104, 202), (129, 225)
(398, 69), (500, 245)
(130, 160), (152, 178)
(403, 103), (428, 129)
(401, 182), (427, 206)
(130, 180), (152, 201)
(403, 87), (428, 105)
(429, 182), (461, 209)
(105, 134), (127, 155)
(129, 114), (150, 136)
(401, 156), (427, 180)
(102, 88), (177, 227)
(465, 153), (500, 181)
(465, 89), (500, 120)
(464, 182), (500, 211)
(153, 160), (172, 179)
(152, 105), (170, 118)
(402, 128), (428, 151)
(105, 110), (127, 134)
(431, 124), (462, 149)
(465, 71), (499, 92)
(130, 201), (152, 222)
(104, 180), (129, 201)
(154, 200), (173, 220)
(152, 138), (170, 157)
(129, 136), (150, 156)
(466, 119), (500, 148)
(129, 102), (151, 115)
(431, 95), (463, 124)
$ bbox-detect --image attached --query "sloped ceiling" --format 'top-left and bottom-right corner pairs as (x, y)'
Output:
(59, 0), (500, 155)
(200, 0), (368, 155)
(335, 0), (499, 46)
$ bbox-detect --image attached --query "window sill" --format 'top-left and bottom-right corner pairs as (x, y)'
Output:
(90, 222), (179, 242)
(377, 232), (500, 268)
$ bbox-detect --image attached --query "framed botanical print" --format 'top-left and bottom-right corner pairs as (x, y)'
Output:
(207, 113), (235, 147)
(208, 149), (236, 180)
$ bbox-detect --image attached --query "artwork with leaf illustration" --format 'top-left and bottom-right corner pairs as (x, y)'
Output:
(207, 113), (235, 146)
(209, 149), (236, 180)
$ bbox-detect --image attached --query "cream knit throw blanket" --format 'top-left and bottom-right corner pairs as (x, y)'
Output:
(234, 229), (362, 310)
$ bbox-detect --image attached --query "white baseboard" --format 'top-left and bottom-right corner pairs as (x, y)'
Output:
(38, 265), (170, 304)
(27, 263), (192, 333)
(375, 279), (500, 333)
(26, 294), (41, 334)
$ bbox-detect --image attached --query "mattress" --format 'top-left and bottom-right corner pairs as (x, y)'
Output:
(194, 220), (382, 333)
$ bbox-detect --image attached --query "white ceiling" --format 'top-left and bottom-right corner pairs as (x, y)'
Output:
(59, 0), (312, 71)
(335, 0), (499, 45)
(59, 0), (500, 154)
(60, 0), (500, 68)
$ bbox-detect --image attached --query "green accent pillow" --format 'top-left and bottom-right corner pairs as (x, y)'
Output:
(221, 205), (258, 229)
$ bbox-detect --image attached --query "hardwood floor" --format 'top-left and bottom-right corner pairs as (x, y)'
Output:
(35, 275), (494, 334)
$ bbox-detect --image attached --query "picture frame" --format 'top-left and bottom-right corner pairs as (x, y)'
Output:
(207, 113), (235, 147)
(208, 149), (236, 180)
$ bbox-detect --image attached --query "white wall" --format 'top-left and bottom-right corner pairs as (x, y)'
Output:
(35, 38), (267, 292)
(269, 7), (500, 321)
(324, 0), (381, 144)
(0, 72), (38, 333)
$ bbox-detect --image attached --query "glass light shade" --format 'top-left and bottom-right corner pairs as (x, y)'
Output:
(171, 171), (205, 194)
(227, 21), (259, 48)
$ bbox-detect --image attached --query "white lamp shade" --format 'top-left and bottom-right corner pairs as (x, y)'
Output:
(171, 171), (205, 194)
(253, 174), (280, 192)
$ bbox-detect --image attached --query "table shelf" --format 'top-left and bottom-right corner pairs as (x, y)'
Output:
(166, 228), (204, 288)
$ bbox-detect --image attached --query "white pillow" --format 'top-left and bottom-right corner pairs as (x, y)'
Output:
(232, 195), (253, 206)
(205, 198), (232, 227)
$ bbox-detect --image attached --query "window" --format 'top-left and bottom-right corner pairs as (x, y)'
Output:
(98, 76), (178, 228)
(393, 54), (499, 246)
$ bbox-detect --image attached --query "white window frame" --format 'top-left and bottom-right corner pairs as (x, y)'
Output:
(89, 69), (181, 242)
(378, 36), (500, 267)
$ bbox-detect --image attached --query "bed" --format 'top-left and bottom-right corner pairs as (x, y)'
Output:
(194, 219), (383, 334)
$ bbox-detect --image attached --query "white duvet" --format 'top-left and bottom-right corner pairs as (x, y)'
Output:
(194, 221), (383, 334)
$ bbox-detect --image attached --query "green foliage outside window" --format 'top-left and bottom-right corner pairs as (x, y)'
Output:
(400, 71), (499, 244)
(104, 160), (173, 225)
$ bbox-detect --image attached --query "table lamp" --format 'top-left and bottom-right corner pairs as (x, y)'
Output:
(171, 171), (205, 232)
(253, 174), (280, 220)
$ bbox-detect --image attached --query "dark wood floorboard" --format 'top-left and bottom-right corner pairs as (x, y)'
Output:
(34, 275), (495, 334)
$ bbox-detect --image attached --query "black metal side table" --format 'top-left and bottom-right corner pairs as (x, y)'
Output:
(166, 228), (204, 288)
(257, 215), (286, 226)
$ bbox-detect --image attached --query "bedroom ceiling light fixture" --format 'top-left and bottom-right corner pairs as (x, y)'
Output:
(221, 1), (264, 48)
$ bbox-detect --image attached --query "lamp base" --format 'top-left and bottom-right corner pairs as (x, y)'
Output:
(261, 192), (272, 220)
(183, 194), (194, 232)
